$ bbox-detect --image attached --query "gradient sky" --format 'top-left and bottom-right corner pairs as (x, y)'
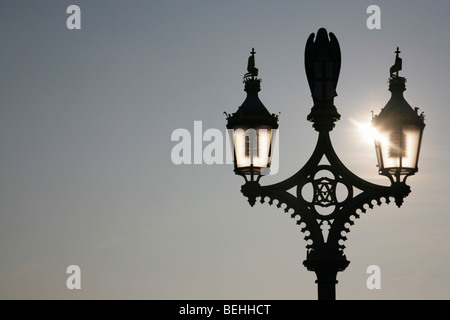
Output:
(0, 0), (449, 300)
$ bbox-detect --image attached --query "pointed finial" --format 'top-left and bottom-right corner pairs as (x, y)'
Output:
(390, 47), (403, 78)
(245, 48), (259, 79)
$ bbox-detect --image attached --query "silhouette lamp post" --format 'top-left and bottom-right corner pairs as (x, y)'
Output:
(225, 29), (425, 300)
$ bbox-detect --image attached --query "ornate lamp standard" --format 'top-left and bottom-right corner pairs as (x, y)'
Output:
(225, 28), (425, 300)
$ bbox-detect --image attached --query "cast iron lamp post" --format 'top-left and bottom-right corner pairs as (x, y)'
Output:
(225, 28), (425, 300)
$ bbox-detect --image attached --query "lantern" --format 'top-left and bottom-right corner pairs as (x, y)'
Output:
(225, 49), (279, 180)
(372, 48), (425, 182)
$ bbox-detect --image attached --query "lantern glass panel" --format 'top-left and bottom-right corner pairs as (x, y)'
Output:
(376, 128), (400, 172)
(374, 123), (423, 176)
(232, 126), (273, 173)
(401, 125), (422, 170)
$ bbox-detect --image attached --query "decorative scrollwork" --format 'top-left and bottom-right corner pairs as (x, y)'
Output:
(313, 177), (337, 207)
(240, 131), (411, 259)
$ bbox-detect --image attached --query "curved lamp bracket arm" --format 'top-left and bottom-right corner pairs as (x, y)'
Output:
(240, 131), (411, 254)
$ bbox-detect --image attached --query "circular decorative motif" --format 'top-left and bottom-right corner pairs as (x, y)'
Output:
(297, 166), (352, 219)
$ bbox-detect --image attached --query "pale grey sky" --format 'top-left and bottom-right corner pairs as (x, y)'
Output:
(0, 1), (449, 299)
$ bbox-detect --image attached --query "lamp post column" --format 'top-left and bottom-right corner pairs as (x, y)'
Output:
(303, 248), (350, 300)
(315, 268), (338, 300)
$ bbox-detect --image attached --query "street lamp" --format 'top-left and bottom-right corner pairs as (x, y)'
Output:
(225, 48), (279, 182)
(372, 48), (426, 184)
(225, 28), (425, 300)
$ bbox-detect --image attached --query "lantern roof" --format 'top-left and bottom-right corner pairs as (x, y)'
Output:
(372, 48), (425, 127)
(226, 49), (279, 129)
